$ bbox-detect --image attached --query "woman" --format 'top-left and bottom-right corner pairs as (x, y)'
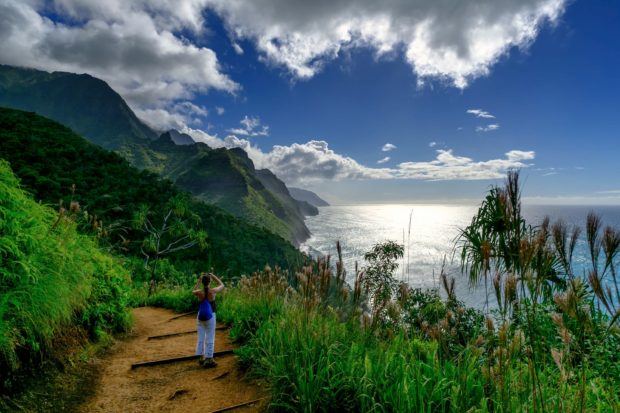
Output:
(192, 272), (224, 367)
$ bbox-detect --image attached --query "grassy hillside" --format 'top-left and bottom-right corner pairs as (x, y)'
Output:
(0, 160), (131, 391)
(0, 107), (305, 276)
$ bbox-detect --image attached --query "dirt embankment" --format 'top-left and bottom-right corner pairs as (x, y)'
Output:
(78, 307), (267, 413)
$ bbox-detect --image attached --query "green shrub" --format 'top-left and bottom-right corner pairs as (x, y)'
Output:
(220, 264), (619, 412)
(0, 160), (131, 389)
(128, 285), (198, 313)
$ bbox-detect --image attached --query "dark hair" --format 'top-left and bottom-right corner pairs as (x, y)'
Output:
(201, 273), (211, 297)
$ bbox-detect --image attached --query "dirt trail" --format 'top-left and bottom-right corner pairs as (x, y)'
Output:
(79, 307), (267, 413)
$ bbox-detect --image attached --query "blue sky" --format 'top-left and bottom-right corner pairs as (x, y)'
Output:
(1, 0), (619, 204)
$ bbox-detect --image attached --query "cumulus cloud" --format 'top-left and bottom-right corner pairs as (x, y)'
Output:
(396, 149), (535, 181)
(227, 115), (270, 136)
(0, 0), (239, 112)
(382, 143), (397, 152)
(216, 106), (225, 115)
(476, 124), (500, 132)
(186, 127), (535, 184)
(135, 101), (209, 131)
(467, 109), (495, 118)
(429, 141), (437, 147)
(207, 0), (566, 87)
(181, 126), (227, 148)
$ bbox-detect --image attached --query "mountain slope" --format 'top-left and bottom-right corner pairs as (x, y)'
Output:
(0, 107), (304, 275)
(156, 136), (311, 244)
(0, 64), (158, 168)
(289, 187), (330, 207)
(0, 65), (312, 244)
(168, 129), (195, 145)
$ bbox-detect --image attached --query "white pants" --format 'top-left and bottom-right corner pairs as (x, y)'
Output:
(196, 313), (216, 358)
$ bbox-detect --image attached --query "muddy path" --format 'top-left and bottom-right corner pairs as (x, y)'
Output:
(78, 307), (267, 412)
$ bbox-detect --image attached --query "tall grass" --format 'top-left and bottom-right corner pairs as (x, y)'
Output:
(0, 160), (131, 390)
(217, 171), (619, 412)
(220, 265), (618, 411)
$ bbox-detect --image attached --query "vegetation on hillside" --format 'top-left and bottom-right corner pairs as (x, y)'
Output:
(0, 107), (305, 279)
(163, 140), (311, 245)
(0, 160), (131, 391)
(0, 64), (158, 168)
(218, 172), (620, 412)
(0, 65), (313, 245)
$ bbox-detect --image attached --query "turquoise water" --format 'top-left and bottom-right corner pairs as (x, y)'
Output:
(301, 204), (620, 308)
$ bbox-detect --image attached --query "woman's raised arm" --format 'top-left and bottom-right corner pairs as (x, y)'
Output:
(210, 273), (225, 293)
(192, 275), (204, 297)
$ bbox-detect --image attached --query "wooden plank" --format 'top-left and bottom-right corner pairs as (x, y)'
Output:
(210, 371), (230, 381)
(131, 349), (235, 369)
(207, 397), (268, 413)
(147, 330), (195, 340)
(167, 311), (195, 321)
(147, 326), (227, 340)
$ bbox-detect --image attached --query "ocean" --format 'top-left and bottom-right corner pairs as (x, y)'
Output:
(301, 204), (620, 308)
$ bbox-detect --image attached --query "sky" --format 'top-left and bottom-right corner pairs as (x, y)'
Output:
(1, 0), (619, 204)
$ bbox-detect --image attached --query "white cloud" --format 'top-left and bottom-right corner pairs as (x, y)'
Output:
(467, 109), (495, 118)
(395, 149), (535, 181)
(227, 115), (270, 136)
(187, 126), (536, 184)
(232, 42), (244, 54)
(135, 101), (209, 131)
(596, 190), (620, 195)
(176, 101), (209, 117)
(476, 124), (500, 132)
(382, 143), (397, 152)
(377, 156), (390, 164)
(207, 0), (566, 87)
(506, 150), (535, 161)
(429, 141), (437, 147)
(0, 0), (239, 112)
(182, 126), (227, 148)
(135, 108), (188, 131)
(215, 106), (225, 115)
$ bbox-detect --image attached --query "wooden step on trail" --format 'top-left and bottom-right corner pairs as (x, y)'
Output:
(166, 311), (195, 321)
(130, 349), (235, 369)
(207, 397), (268, 413)
(147, 326), (226, 340)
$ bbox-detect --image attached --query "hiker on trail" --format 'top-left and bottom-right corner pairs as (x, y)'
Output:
(192, 272), (224, 368)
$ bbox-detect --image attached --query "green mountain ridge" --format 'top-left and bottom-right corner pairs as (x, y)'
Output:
(0, 64), (158, 168)
(0, 107), (304, 276)
(0, 64), (311, 245)
(153, 133), (311, 244)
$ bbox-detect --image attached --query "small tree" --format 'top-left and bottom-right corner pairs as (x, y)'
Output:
(134, 194), (207, 294)
(362, 240), (404, 328)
